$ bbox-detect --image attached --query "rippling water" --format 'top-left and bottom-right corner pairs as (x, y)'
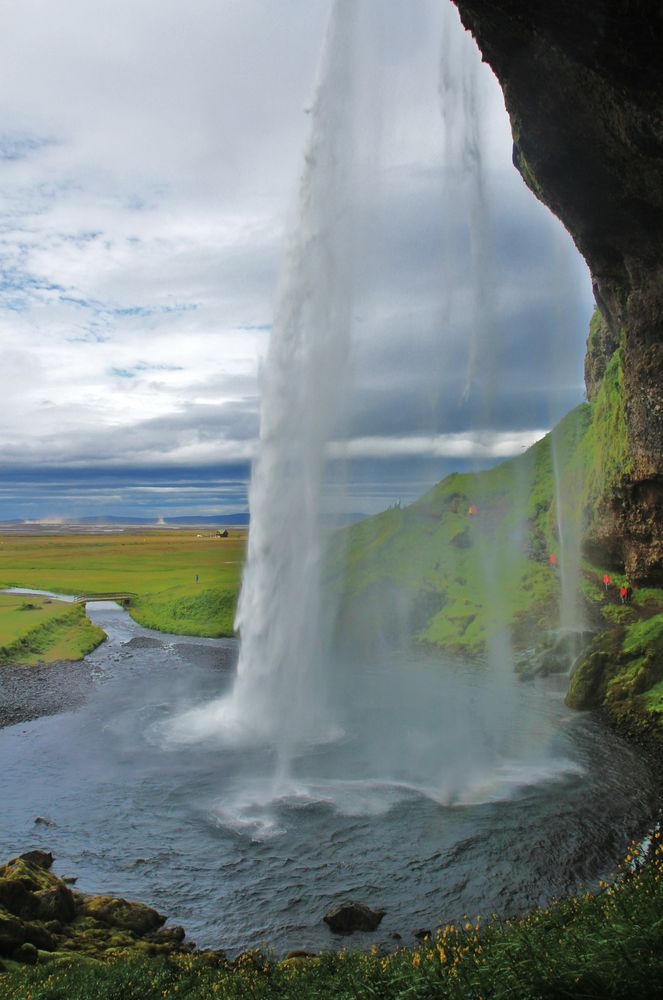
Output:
(0, 601), (657, 955)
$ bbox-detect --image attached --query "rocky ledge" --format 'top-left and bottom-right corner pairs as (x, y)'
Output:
(0, 850), (207, 966)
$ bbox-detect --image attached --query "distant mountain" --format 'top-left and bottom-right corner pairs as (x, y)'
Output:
(0, 511), (368, 529)
(0, 513), (250, 528)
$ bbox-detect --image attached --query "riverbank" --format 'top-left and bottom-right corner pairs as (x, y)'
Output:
(0, 658), (99, 730)
(2, 834), (663, 998)
(0, 594), (106, 669)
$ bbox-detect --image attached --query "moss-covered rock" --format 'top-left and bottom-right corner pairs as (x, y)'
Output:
(0, 851), (189, 965)
(566, 613), (663, 715)
(80, 896), (165, 936)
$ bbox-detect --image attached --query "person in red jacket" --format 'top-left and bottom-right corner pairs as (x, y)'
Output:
(603, 573), (611, 591)
(620, 584), (628, 604)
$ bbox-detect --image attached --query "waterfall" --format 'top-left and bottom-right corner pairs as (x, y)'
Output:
(438, 3), (492, 407)
(169, 0), (359, 757)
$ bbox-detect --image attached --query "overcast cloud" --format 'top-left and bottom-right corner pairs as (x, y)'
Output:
(0, 0), (593, 518)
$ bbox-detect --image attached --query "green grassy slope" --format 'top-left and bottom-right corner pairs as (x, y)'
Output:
(0, 594), (105, 665)
(330, 323), (663, 732)
(329, 405), (590, 657)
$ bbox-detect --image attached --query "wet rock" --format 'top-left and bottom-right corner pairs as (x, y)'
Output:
(34, 884), (76, 923)
(414, 928), (431, 940)
(0, 851), (195, 962)
(22, 923), (57, 952)
(323, 901), (385, 934)
(0, 856), (61, 895)
(0, 878), (38, 920)
(515, 630), (595, 681)
(19, 851), (54, 870)
(146, 924), (186, 945)
(122, 637), (164, 650)
(0, 907), (26, 955)
(81, 895), (166, 936)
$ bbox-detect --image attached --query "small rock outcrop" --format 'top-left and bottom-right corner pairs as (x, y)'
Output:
(323, 901), (385, 934)
(515, 630), (594, 681)
(0, 851), (190, 964)
(80, 894), (165, 935)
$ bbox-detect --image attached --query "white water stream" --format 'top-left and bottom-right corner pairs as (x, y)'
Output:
(170, 0), (360, 760)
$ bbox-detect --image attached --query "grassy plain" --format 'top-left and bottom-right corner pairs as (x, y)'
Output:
(0, 530), (246, 660)
(0, 594), (105, 665)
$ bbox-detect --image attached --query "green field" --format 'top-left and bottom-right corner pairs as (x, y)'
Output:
(0, 530), (247, 662)
(0, 594), (106, 665)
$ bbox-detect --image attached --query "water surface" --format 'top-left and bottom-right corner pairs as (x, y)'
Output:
(0, 601), (657, 954)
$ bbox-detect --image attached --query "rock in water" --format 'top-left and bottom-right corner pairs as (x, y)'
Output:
(323, 901), (385, 933)
(81, 895), (166, 935)
(0, 850), (186, 963)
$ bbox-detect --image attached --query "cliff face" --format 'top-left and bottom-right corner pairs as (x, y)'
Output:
(451, 0), (663, 583)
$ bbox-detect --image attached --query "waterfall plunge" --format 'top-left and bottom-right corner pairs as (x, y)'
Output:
(170, 0), (359, 755)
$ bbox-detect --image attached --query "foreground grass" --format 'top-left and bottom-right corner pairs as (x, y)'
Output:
(0, 530), (246, 645)
(4, 837), (663, 999)
(0, 595), (105, 664)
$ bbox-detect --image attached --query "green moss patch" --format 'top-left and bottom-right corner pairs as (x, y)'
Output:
(566, 611), (663, 716)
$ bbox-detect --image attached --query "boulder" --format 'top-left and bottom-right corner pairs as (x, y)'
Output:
(323, 901), (385, 934)
(0, 907), (26, 956)
(146, 924), (186, 945)
(80, 895), (166, 936)
(0, 878), (38, 920)
(12, 942), (38, 965)
(34, 884), (76, 923)
(0, 855), (61, 893)
(17, 851), (54, 871)
(22, 922), (57, 952)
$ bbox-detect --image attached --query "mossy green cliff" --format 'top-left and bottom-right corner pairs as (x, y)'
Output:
(331, 306), (663, 729)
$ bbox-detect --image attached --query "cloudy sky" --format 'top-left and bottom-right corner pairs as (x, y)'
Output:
(0, 0), (593, 521)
